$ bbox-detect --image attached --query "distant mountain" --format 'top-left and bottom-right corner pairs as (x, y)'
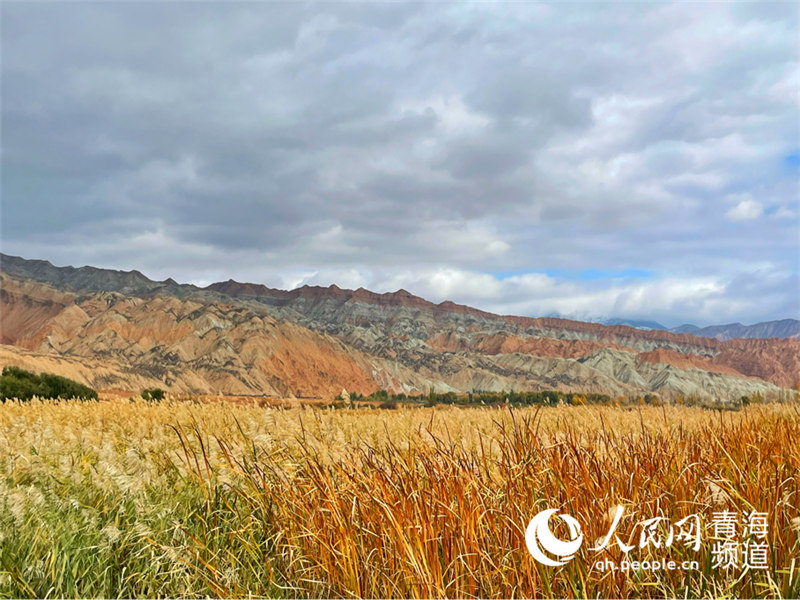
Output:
(670, 319), (800, 341)
(600, 316), (800, 340)
(603, 318), (668, 331)
(1, 253), (798, 399)
(0, 252), (189, 296)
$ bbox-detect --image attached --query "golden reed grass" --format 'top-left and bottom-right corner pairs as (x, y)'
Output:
(0, 399), (798, 598)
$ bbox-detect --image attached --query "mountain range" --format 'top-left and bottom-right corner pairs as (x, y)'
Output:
(603, 317), (800, 340)
(1, 253), (798, 400)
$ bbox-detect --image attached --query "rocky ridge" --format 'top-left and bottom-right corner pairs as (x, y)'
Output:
(671, 319), (800, 341)
(0, 254), (797, 399)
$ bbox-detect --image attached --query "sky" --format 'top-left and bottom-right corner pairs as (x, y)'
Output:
(1, 2), (798, 327)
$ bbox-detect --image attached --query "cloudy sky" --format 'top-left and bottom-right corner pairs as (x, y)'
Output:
(2, 3), (798, 326)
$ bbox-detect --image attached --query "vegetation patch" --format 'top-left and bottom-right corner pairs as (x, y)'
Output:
(0, 401), (797, 598)
(140, 387), (166, 402)
(0, 366), (98, 401)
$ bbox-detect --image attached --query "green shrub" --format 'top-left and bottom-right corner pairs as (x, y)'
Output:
(0, 367), (98, 401)
(369, 389), (389, 402)
(141, 388), (166, 402)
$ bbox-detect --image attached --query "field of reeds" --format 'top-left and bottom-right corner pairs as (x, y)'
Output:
(0, 399), (798, 598)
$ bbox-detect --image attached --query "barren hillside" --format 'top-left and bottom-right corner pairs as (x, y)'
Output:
(1, 254), (797, 399)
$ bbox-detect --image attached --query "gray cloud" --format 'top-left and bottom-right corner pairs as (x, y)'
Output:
(1, 2), (797, 326)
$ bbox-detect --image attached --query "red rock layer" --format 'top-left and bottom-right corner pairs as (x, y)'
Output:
(0, 275), (378, 398)
(4, 272), (798, 393)
(637, 349), (746, 377)
(712, 338), (800, 389)
(428, 332), (629, 359)
(0, 275), (76, 345)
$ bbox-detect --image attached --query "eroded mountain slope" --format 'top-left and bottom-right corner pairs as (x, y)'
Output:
(1, 254), (796, 399)
(207, 280), (798, 390)
(0, 274), (377, 397)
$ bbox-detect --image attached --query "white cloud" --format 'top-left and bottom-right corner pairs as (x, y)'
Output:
(375, 268), (503, 300)
(725, 197), (764, 222)
(399, 95), (490, 136)
(773, 205), (797, 220)
(366, 267), (785, 326)
(411, 222), (511, 261)
(299, 268), (369, 290)
(2, 2), (797, 326)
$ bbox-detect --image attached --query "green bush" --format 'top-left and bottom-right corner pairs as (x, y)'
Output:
(0, 367), (98, 401)
(141, 388), (166, 402)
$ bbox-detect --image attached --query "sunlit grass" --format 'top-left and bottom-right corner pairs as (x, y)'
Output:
(0, 400), (798, 598)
